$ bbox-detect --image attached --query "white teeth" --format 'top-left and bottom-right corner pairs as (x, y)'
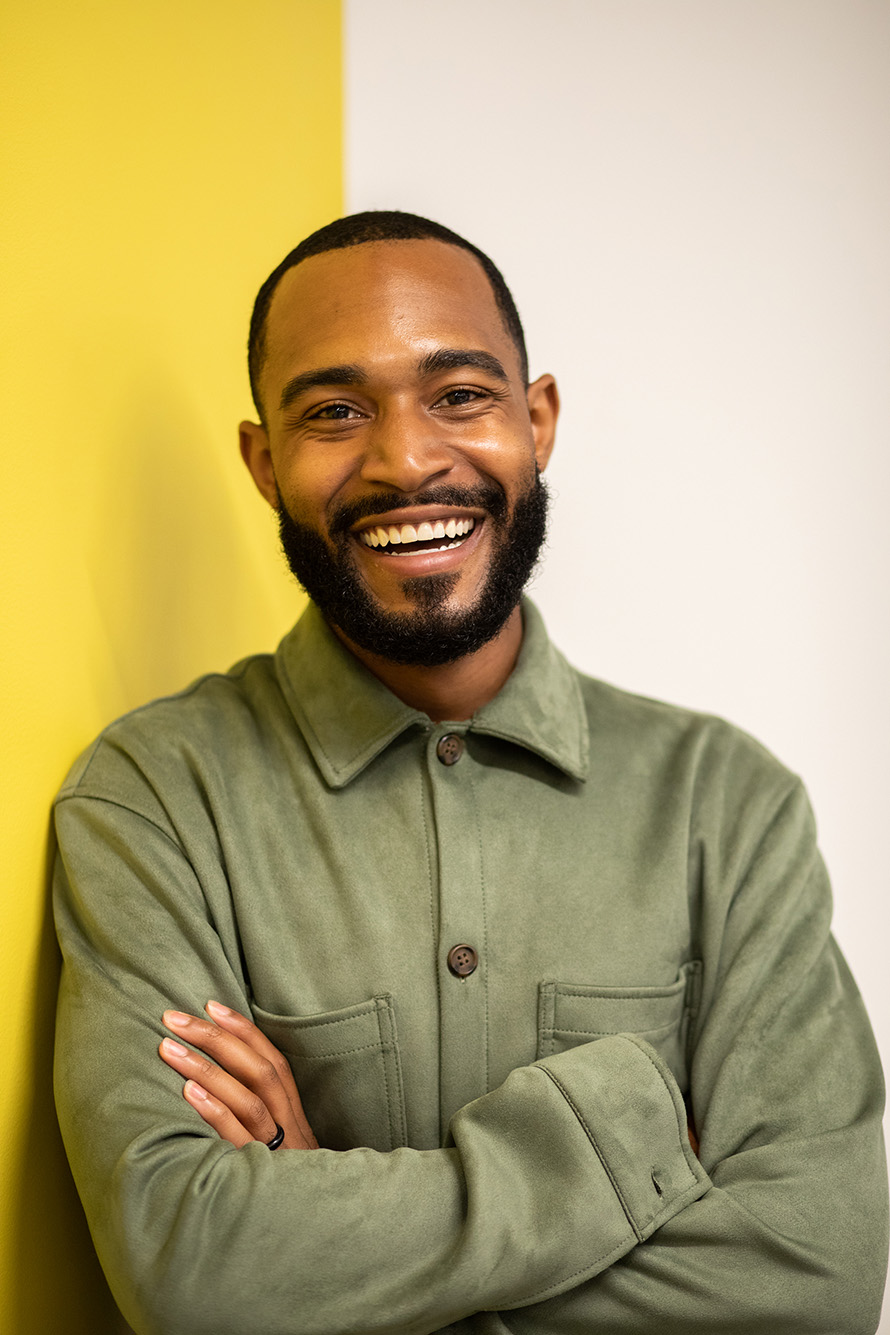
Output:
(359, 516), (476, 549)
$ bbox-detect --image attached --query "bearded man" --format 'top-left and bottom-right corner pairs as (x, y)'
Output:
(53, 212), (888, 1335)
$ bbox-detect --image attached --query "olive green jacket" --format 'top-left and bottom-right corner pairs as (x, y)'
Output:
(53, 601), (888, 1334)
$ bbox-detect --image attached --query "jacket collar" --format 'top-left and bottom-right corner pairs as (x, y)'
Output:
(275, 599), (589, 789)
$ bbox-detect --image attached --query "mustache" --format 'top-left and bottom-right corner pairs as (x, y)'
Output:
(328, 482), (508, 536)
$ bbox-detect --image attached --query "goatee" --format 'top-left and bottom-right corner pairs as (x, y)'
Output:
(276, 473), (549, 668)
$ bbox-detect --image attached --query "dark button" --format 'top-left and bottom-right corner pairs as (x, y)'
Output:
(447, 943), (478, 977)
(436, 733), (465, 766)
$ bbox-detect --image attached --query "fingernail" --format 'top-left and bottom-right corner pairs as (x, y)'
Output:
(161, 1038), (188, 1058)
(164, 1011), (191, 1028)
(206, 1000), (232, 1019)
(185, 1081), (208, 1101)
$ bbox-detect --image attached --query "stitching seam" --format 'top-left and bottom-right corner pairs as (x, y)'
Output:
(537, 1066), (642, 1241)
(289, 1040), (386, 1061)
(550, 1020), (679, 1038)
(620, 1038), (699, 1182)
(470, 766), (491, 1094)
(259, 1006), (379, 1031)
(54, 793), (186, 854)
(418, 749), (442, 1138)
(375, 1000), (397, 1149)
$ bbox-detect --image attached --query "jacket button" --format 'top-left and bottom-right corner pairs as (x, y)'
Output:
(447, 944), (478, 977)
(436, 733), (465, 766)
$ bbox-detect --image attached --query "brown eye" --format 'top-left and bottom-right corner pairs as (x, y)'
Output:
(439, 388), (482, 407)
(312, 403), (355, 420)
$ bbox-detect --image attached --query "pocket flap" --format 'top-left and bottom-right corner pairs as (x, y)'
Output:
(538, 962), (701, 1091)
(252, 994), (406, 1152)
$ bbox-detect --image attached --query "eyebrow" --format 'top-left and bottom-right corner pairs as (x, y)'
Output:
(279, 364), (366, 413)
(417, 348), (509, 381)
(277, 348), (511, 414)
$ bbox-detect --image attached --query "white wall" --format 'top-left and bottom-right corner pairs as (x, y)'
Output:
(346, 0), (889, 1323)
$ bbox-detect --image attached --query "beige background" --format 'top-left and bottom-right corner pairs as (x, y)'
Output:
(346, 1), (889, 1325)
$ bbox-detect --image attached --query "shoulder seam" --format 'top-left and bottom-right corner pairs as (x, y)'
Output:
(54, 791), (186, 855)
(60, 656), (272, 790)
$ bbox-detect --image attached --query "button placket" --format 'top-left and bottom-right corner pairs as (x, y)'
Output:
(427, 729), (489, 1136)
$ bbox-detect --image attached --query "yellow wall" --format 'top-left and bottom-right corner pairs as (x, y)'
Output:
(0, 4), (340, 1329)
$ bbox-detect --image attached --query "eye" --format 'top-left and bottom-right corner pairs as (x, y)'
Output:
(309, 402), (362, 420)
(435, 387), (485, 408)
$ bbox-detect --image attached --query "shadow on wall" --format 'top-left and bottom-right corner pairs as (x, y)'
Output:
(12, 831), (134, 1335)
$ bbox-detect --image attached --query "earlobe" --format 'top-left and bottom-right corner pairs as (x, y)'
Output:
(526, 375), (559, 471)
(238, 421), (279, 509)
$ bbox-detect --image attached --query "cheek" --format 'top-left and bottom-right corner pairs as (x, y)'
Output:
(273, 449), (356, 523)
(461, 426), (537, 482)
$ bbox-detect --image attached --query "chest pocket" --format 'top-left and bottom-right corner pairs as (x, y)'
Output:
(251, 994), (408, 1152)
(537, 962), (701, 1092)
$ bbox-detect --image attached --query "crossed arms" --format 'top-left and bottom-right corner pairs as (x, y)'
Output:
(53, 744), (889, 1334)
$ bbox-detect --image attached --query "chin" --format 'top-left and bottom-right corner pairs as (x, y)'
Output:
(278, 471), (550, 668)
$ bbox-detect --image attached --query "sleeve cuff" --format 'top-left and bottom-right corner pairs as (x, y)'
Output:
(535, 1033), (711, 1241)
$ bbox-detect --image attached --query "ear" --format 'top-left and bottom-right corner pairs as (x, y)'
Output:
(238, 420), (279, 509)
(526, 374), (559, 472)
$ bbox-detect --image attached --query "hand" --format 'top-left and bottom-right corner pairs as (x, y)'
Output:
(159, 1001), (318, 1151)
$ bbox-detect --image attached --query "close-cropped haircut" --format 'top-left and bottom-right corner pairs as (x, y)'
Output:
(247, 211), (528, 421)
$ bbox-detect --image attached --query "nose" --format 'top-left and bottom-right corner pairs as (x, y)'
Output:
(359, 405), (453, 493)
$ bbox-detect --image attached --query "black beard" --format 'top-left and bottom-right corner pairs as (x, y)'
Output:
(276, 473), (549, 668)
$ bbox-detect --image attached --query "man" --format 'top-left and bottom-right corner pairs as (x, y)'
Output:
(54, 212), (888, 1334)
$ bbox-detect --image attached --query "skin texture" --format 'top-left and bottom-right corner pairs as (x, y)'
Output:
(161, 238), (560, 1147)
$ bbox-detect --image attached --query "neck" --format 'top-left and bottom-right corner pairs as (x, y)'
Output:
(331, 605), (524, 722)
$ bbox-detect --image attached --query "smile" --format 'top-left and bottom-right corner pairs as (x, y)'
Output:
(358, 517), (476, 555)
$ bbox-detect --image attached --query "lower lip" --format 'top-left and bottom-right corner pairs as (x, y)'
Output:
(353, 520), (485, 577)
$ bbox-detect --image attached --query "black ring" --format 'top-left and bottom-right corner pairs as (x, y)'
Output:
(265, 1123), (285, 1151)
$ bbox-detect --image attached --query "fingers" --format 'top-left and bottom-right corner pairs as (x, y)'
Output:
(159, 1034), (281, 1146)
(181, 1079), (256, 1149)
(204, 1001), (317, 1148)
(159, 1005), (317, 1150)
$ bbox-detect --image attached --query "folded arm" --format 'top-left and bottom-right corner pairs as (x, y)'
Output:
(482, 783), (889, 1334)
(53, 773), (887, 1335)
(54, 794), (707, 1335)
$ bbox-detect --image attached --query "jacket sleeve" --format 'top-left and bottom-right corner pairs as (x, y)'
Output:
(479, 781), (889, 1335)
(53, 790), (709, 1335)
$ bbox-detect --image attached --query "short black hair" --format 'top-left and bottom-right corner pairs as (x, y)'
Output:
(247, 210), (528, 421)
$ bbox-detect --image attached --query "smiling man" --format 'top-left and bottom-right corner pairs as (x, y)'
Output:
(239, 231), (556, 715)
(53, 213), (888, 1335)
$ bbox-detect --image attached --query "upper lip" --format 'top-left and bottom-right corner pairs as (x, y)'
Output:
(350, 505), (485, 535)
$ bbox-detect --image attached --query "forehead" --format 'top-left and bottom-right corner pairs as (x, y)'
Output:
(261, 239), (519, 393)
